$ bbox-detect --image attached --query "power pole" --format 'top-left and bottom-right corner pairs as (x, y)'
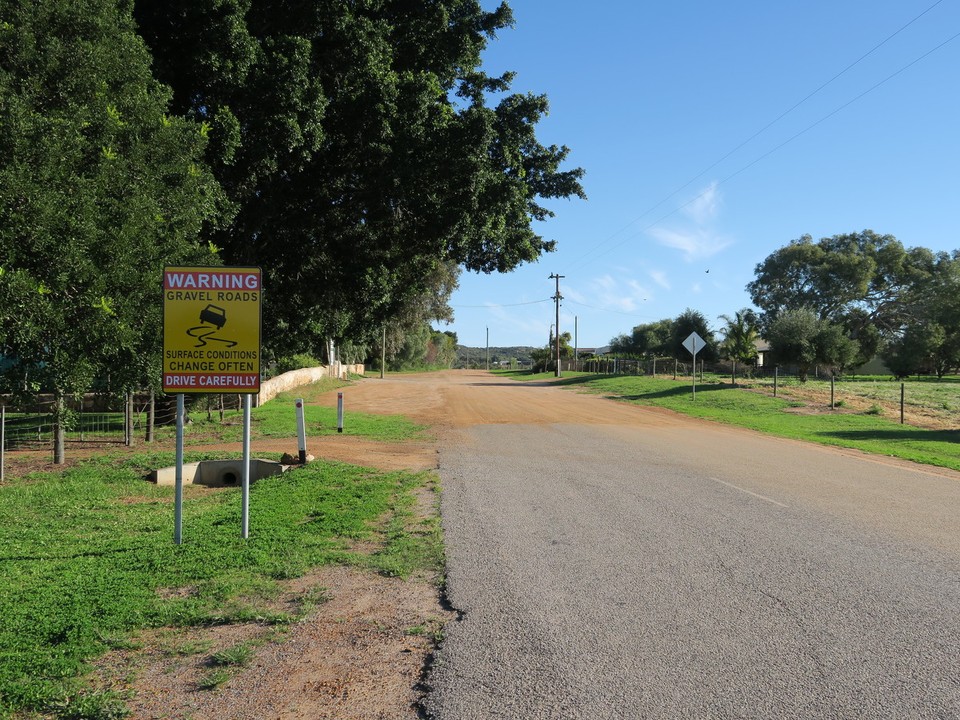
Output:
(485, 327), (489, 371)
(549, 273), (564, 378)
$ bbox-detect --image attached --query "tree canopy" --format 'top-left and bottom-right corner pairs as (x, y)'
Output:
(747, 230), (934, 337)
(134, 0), (585, 357)
(0, 0), (222, 459)
(719, 309), (759, 385)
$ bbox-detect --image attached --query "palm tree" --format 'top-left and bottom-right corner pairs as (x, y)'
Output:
(719, 309), (760, 386)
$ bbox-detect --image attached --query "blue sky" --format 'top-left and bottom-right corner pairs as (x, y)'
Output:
(438, 0), (960, 350)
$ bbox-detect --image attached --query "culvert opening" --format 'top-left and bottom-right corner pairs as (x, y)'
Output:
(149, 459), (286, 487)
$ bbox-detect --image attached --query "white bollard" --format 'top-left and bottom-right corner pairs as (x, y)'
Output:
(295, 398), (307, 463)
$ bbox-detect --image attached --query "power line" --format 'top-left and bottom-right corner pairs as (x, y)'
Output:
(564, 0), (950, 272)
(573, 24), (960, 270)
(452, 298), (551, 309)
(565, 298), (657, 319)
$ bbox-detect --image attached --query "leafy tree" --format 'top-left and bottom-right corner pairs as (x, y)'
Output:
(668, 309), (718, 363)
(882, 324), (941, 379)
(719, 309), (759, 385)
(532, 331), (572, 372)
(747, 231), (934, 340)
(881, 252), (960, 378)
(766, 309), (859, 381)
(765, 309), (819, 381)
(814, 321), (860, 375)
(0, 0), (222, 463)
(426, 330), (458, 369)
(610, 319), (673, 358)
(134, 0), (585, 357)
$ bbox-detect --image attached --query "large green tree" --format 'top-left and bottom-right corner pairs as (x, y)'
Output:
(0, 0), (223, 462)
(134, 0), (585, 357)
(881, 251), (960, 378)
(765, 308), (859, 381)
(747, 231), (934, 339)
(668, 309), (718, 363)
(610, 319), (673, 358)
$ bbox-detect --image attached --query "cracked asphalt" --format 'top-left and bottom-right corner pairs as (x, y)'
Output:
(420, 373), (960, 719)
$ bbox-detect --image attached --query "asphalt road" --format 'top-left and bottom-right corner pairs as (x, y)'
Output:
(422, 376), (960, 719)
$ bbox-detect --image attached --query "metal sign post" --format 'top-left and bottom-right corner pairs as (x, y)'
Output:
(682, 331), (707, 399)
(164, 266), (262, 543)
(174, 394), (184, 545)
(242, 394), (251, 539)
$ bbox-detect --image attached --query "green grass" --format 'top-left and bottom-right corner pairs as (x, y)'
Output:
(536, 374), (960, 472)
(176, 380), (426, 445)
(209, 643), (254, 668)
(0, 454), (441, 718)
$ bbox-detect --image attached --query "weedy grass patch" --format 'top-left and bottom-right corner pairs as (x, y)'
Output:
(0, 454), (440, 718)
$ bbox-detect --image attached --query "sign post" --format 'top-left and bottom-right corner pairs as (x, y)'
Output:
(164, 267), (262, 543)
(682, 331), (707, 399)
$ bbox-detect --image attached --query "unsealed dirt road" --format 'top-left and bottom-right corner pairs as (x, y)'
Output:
(91, 370), (960, 718)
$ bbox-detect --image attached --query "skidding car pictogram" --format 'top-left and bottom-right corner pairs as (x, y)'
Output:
(199, 304), (227, 330)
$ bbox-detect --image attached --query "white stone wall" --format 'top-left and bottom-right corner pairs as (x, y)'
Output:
(257, 364), (365, 405)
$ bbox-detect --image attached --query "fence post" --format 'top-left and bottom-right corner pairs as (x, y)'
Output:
(774, 367), (778, 397)
(146, 389), (155, 443)
(901, 382), (905, 424)
(125, 391), (135, 447)
(830, 375), (835, 410)
(1, 405), (5, 484)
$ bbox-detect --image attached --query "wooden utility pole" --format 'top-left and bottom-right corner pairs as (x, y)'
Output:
(549, 273), (564, 378)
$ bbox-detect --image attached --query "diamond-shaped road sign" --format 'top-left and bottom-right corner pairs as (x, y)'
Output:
(683, 331), (707, 358)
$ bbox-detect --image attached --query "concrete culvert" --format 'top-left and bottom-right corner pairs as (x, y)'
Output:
(149, 459), (285, 487)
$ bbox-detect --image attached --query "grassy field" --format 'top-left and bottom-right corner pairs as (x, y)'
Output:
(0, 382), (439, 719)
(494, 370), (960, 472)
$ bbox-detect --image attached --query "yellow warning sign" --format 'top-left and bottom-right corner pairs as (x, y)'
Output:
(163, 267), (262, 393)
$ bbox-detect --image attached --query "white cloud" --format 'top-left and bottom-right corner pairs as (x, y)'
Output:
(685, 181), (720, 225)
(577, 274), (650, 313)
(649, 269), (671, 290)
(649, 227), (731, 261)
(649, 182), (733, 262)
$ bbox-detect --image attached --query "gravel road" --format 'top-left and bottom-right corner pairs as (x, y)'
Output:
(420, 373), (960, 719)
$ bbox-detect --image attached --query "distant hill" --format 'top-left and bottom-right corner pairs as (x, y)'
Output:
(456, 345), (537, 368)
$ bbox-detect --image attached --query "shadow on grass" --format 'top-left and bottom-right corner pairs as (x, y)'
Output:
(817, 428), (960, 444)
(470, 374), (602, 388)
(618, 382), (733, 401)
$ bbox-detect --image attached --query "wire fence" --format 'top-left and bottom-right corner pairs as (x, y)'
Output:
(0, 392), (247, 452)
